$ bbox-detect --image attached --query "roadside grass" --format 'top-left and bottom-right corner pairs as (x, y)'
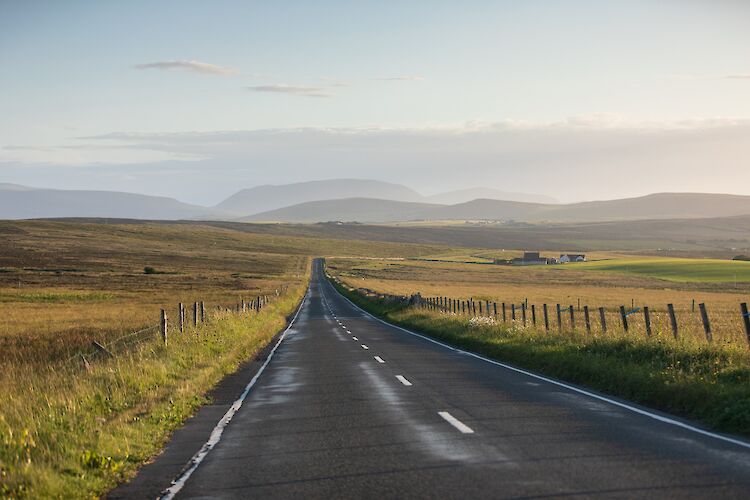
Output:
(330, 279), (750, 438)
(327, 256), (750, 346)
(0, 284), (306, 498)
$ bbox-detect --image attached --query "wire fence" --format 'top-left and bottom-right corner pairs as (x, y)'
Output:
(58, 286), (291, 373)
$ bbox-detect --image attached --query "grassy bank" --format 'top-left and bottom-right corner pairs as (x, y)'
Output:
(329, 278), (750, 438)
(0, 284), (306, 498)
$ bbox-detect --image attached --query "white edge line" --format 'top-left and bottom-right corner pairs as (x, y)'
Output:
(396, 375), (413, 386)
(160, 288), (309, 499)
(438, 411), (474, 434)
(328, 280), (750, 451)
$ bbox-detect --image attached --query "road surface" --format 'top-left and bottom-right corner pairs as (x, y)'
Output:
(140, 260), (750, 498)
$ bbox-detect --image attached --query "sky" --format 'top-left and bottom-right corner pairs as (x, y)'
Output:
(1, 0), (749, 205)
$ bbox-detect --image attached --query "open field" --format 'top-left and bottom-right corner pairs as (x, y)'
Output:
(187, 215), (750, 257)
(0, 219), (455, 497)
(327, 255), (750, 346)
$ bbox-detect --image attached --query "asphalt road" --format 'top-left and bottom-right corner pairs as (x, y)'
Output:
(135, 259), (750, 499)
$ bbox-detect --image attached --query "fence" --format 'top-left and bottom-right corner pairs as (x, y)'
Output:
(63, 288), (289, 372)
(411, 294), (750, 347)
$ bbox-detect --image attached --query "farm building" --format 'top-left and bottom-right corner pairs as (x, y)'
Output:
(560, 253), (586, 263)
(511, 251), (556, 266)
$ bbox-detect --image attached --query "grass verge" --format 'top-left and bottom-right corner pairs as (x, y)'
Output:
(329, 278), (750, 438)
(0, 283), (307, 498)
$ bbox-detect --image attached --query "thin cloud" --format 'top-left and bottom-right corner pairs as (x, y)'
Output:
(133, 60), (237, 76)
(724, 73), (750, 80)
(247, 84), (330, 98)
(375, 75), (425, 81)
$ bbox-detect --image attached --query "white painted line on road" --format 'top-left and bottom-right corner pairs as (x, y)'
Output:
(352, 336), (358, 340)
(160, 289), (309, 500)
(438, 411), (474, 434)
(361, 344), (369, 350)
(396, 375), (412, 386)
(330, 280), (750, 451)
(374, 356), (385, 363)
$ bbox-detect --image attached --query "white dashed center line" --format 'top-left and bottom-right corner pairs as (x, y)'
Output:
(374, 356), (385, 363)
(352, 336), (358, 340)
(361, 344), (369, 350)
(438, 411), (474, 434)
(395, 375), (412, 386)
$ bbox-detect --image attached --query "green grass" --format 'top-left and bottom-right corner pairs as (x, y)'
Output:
(330, 278), (750, 437)
(0, 291), (117, 303)
(569, 257), (750, 283)
(0, 285), (306, 498)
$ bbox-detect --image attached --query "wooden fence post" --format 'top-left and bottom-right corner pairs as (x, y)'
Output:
(493, 302), (498, 318)
(201, 301), (206, 323)
(583, 305), (591, 334)
(699, 303), (712, 342)
(160, 309), (168, 345)
(511, 303), (516, 321)
(193, 301), (198, 327)
(178, 303), (184, 333)
(599, 307), (607, 333)
(740, 303), (750, 347)
(502, 302), (507, 322)
(521, 303), (527, 326)
(543, 304), (549, 332)
(479, 301), (483, 315)
(556, 304), (562, 332)
(643, 306), (652, 336)
(620, 305), (628, 332)
(486, 300), (490, 317)
(568, 305), (575, 330)
(472, 301), (477, 316)
(667, 303), (678, 339)
(531, 304), (537, 326)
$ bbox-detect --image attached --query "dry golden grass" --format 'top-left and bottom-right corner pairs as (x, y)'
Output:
(329, 257), (750, 347)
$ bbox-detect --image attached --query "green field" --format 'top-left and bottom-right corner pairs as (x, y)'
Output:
(569, 257), (750, 283)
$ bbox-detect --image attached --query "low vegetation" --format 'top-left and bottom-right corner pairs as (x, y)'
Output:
(329, 255), (750, 345)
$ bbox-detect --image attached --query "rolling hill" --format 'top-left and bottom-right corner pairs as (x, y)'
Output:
(0, 184), (220, 220)
(242, 193), (750, 223)
(425, 187), (557, 205)
(214, 179), (423, 215)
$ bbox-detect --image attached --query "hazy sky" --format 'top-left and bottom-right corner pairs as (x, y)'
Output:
(1, 0), (749, 204)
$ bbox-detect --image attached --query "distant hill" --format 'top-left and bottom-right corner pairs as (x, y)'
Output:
(240, 192), (750, 223)
(546, 193), (750, 222)
(243, 197), (442, 223)
(425, 188), (557, 205)
(215, 179), (423, 215)
(0, 184), (219, 220)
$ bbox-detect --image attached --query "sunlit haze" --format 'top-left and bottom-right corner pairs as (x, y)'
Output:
(2, 0), (749, 204)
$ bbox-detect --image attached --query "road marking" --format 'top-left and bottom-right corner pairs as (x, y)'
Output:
(438, 411), (474, 434)
(361, 344), (369, 350)
(395, 375), (412, 386)
(160, 288), (309, 500)
(352, 336), (358, 340)
(329, 280), (750, 451)
(374, 356), (385, 363)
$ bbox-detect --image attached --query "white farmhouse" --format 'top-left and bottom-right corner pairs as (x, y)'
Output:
(559, 253), (586, 263)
